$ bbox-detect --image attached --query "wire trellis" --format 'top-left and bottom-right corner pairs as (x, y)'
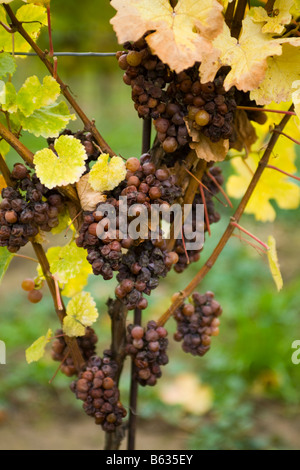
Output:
(10, 51), (116, 57)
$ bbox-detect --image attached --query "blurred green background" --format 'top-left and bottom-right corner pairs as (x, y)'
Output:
(0, 0), (300, 450)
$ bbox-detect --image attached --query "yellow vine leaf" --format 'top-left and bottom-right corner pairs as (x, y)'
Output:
(251, 44), (300, 105)
(89, 154), (126, 192)
(110, 0), (224, 73)
(249, 0), (294, 35)
(34, 135), (87, 189)
(267, 236), (283, 291)
(226, 120), (300, 221)
(204, 17), (284, 92)
(63, 292), (99, 337)
(25, 329), (52, 364)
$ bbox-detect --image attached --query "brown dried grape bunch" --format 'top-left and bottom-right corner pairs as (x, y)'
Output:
(0, 164), (66, 253)
(51, 327), (98, 377)
(116, 37), (172, 120)
(70, 353), (127, 432)
(174, 292), (222, 356)
(76, 155), (181, 280)
(125, 321), (169, 386)
(116, 240), (179, 310)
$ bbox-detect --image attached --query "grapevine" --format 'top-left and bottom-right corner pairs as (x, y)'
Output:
(0, 0), (299, 452)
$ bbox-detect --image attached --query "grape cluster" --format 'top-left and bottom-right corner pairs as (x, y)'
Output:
(51, 327), (98, 376)
(117, 37), (172, 120)
(70, 353), (127, 432)
(174, 292), (222, 356)
(118, 40), (238, 152)
(125, 321), (169, 386)
(0, 164), (65, 253)
(174, 166), (223, 273)
(76, 155), (181, 280)
(116, 240), (178, 310)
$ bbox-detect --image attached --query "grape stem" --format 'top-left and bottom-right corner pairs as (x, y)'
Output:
(3, 4), (116, 158)
(225, 0), (236, 28)
(231, 0), (248, 39)
(157, 106), (293, 327)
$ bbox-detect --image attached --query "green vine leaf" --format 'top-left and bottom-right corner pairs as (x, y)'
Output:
(16, 75), (60, 117)
(25, 329), (52, 364)
(0, 247), (13, 285)
(0, 52), (16, 79)
(18, 101), (76, 138)
(33, 135), (87, 188)
(0, 4), (47, 54)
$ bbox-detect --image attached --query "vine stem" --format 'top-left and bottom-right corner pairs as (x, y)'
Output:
(3, 4), (115, 157)
(126, 119), (152, 450)
(225, 0), (236, 28)
(231, 0), (248, 39)
(157, 107), (293, 327)
(0, 153), (84, 371)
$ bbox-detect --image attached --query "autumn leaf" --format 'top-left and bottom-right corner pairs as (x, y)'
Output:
(89, 154), (126, 192)
(205, 17), (285, 92)
(185, 117), (229, 162)
(76, 173), (107, 211)
(251, 44), (300, 105)
(267, 235), (283, 291)
(249, 0), (294, 35)
(110, 0), (224, 73)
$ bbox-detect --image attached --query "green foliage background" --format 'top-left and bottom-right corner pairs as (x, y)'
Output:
(0, 0), (300, 450)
